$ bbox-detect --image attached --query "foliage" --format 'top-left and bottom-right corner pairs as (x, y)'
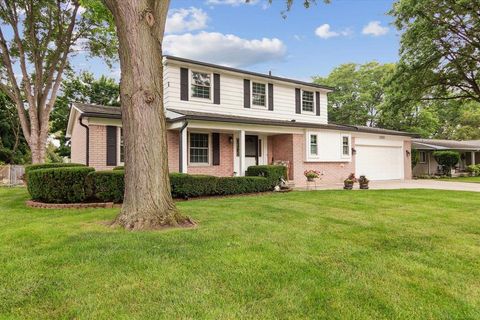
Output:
(245, 165), (288, 187)
(25, 163), (85, 175)
(314, 62), (395, 126)
(433, 151), (460, 175)
(88, 170), (124, 203)
(390, 0), (480, 103)
(466, 165), (480, 177)
(0, 0), (117, 163)
(304, 170), (321, 179)
(0, 93), (30, 164)
(113, 166), (124, 171)
(27, 167), (94, 203)
(51, 71), (120, 158)
(358, 175), (369, 184)
(411, 148), (419, 168)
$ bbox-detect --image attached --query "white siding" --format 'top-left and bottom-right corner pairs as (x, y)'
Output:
(305, 130), (352, 162)
(163, 62), (329, 124)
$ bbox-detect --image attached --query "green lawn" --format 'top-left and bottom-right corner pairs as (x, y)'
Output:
(438, 176), (480, 183)
(1, 187), (480, 319)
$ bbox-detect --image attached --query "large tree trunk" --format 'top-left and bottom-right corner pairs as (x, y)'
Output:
(104, 0), (187, 230)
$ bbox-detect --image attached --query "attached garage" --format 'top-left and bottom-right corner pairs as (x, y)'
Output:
(355, 138), (404, 180)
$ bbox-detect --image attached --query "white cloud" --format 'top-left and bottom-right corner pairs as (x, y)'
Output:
(163, 31), (286, 68)
(362, 21), (389, 36)
(206, 0), (259, 6)
(165, 7), (208, 34)
(315, 24), (351, 39)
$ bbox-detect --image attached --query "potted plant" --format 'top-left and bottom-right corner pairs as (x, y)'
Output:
(304, 169), (321, 182)
(343, 173), (357, 190)
(358, 175), (369, 189)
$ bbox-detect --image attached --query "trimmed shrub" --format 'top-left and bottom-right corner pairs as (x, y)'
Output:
(216, 176), (271, 195)
(466, 164), (480, 176)
(433, 151), (460, 176)
(170, 173), (218, 198)
(113, 166), (124, 171)
(246, 165), (288, 187)
(25, 163), (85, 174)
(27, 167), (94, 203)
(88, 170), (125, 203)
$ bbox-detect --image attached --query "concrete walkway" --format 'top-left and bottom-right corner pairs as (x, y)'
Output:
(301, 179), (480, 192)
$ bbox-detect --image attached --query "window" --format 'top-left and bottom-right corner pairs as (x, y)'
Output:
(302, 90), (314, 112)
(342, 136), (350, 156)
(310, 134), (318, 156)
(252, 82), (266, 106)
(189, 133), (209, 164)
(191, 71), (211, 99)
(419, 151), (427, 163)
(119, 128), (125, 164)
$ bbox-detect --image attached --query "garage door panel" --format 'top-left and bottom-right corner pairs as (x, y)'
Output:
(355, 145), (403, 180)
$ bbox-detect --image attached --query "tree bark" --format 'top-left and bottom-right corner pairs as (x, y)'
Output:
(103, 0), (187, 230)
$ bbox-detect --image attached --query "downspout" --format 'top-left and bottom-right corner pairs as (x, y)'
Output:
(79, 115), (89, 166)
(179, 120), (188, 173)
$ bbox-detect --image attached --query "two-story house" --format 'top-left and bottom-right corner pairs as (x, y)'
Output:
(66, 56), (415, 186)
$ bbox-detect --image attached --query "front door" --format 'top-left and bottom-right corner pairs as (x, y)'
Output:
(245, 135), (258, 170)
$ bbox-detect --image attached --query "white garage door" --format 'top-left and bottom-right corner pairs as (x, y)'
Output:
(355, 145), (404, 180)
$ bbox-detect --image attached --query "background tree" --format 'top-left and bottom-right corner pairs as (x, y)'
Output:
(0, 0), (116, 163)
(390, 0), (480, 103)
(314, 62), (395, 126)
(0, 92), (29, 164)
(51, 71), (119, 158)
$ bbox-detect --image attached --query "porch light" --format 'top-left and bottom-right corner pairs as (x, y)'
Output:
(351, 147), (356, 155)
(406, 150), (411, 157)
(229, 136), (233, 144)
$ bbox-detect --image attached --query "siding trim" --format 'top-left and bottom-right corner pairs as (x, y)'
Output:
(295, 88), (301, 114)
(315, 91), (320, 116)
(212, 132), (220, 165)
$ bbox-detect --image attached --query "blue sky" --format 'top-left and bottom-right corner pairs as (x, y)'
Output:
(74, 0), (399, 82)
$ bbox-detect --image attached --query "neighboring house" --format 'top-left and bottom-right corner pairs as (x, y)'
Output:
(66, 56), (415, 186)
(412, 139), (480, 176)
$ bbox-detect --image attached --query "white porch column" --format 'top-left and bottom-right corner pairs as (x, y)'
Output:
(472, 151), (476, 165)
(180, 126), (188, 173)
(239, 130), (246, 176)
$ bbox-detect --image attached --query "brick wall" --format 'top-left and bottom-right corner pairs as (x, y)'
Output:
(167, 131), (180, 172)
(88, 125), (116, 171)
(187, 133), (234, 176)
(404, 140), (412, 179)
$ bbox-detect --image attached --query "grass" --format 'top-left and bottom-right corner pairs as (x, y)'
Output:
(438, 176), (480, 183)
(1, 187), (480, 319)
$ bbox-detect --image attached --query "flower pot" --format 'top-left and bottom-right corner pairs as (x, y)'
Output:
(359, 183), (369, 190)
(307, 177), (315, 182)
(343, 182), (354, 190)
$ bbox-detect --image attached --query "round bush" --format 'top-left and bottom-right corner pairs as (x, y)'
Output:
(27, 167), (95, 203)
(88, 170), (125, 203)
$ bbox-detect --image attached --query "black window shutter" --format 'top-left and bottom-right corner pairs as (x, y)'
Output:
(244, 79), (250, 108)
(268, 83), (274, 111)
(295, 88), (301, 114)
(212, 133), (220, 166)
(180, 67), (189, 101)
(213, 73), (220, 104)
(106, 126), (117, 166)
(315, 91), (320, 116)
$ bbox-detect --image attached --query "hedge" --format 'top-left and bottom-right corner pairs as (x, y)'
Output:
(246, 165), (287, 187)
(27, 167), (95, 203)
(113, 166), (124, 171)
(88, 170), (125, 203)
(25, 162), (85, 174)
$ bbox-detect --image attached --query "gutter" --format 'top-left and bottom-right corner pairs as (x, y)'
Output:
(79, 115), (89, 166)
(179, 120), (188, 173)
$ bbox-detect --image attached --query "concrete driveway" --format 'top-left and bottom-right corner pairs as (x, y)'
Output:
(305, 179), (480, 192)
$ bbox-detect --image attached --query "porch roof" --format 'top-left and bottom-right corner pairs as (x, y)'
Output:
(412, 139), (480, 151)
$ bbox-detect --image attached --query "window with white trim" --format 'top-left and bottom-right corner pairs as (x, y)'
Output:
(419, 151), (427, 163)
(252, 82), (266, 106)
(191, 71), (211, 99)
(342, 136), (350, 156)
(189, 133), (210, 164)
(310, 134), (318, 156)
(302, 90), (314, 112)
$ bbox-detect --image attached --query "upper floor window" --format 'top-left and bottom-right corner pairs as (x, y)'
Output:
(189, 133), (210, 164)
(252, 82), (266, 106)
(342, 136), (350, 156)
(302, 90), (314, 112)
(191, 71), (211, 99)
